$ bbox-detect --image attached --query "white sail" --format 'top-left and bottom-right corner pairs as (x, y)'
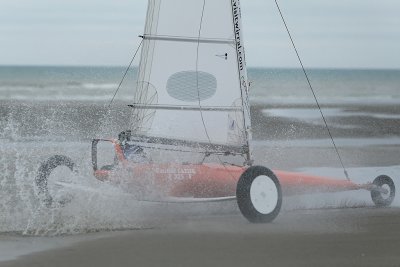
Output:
(133, 0), (251, 157)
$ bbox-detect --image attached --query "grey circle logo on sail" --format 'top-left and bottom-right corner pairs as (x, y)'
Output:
(166, 71), (217, 102)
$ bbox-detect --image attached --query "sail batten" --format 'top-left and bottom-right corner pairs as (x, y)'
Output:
(143, 35), (235, 45)
(133, 0), (252, 159)
(129, 104), (242, 112)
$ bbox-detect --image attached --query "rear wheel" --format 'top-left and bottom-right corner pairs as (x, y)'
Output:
(35, 155), (76, 207)
(236, 166), (282, 223)
(371, 175), (395, 207)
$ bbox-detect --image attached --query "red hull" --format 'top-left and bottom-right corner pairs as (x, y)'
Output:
(95, 163), (363, 198)
(93, 139), (365, 198)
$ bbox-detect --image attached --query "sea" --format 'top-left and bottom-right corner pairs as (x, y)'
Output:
(0, 66), (399, 245)
(1, 66), (400, 104)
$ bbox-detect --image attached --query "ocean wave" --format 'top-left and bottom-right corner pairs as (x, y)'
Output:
(80, 83), (119, 90)
(0, 82), (130, 101)
(0, 82), (120, 90)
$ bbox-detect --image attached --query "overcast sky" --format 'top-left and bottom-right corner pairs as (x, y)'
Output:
(1, 0), (399, 68)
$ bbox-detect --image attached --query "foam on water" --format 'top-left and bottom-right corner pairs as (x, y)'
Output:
(0, 138), (235, 236)
(2, 134), (398, 236)
(0, 111), (152, 235)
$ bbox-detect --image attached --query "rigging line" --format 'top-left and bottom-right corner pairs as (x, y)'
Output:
(195, 0), (243, 178)
(108, 38), (144, 108)
(274, 0), (350, 180)
(195, 0), (214, 147)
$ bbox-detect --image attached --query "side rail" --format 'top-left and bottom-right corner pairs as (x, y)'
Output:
(91, 139), (101, 172)
(92, 139), (115, 172)
(91, 139), (126, 172)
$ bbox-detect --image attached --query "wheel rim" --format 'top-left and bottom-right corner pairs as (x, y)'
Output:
(250, 175), (279, 214)
(380, 184), (391, 200)
(48, 166), (75, 204)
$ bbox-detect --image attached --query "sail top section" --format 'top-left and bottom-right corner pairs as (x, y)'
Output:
(133, 0), (251, 158)
(144, 0), (235, 40)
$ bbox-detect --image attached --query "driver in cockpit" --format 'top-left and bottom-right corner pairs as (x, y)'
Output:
(123, 143), (150, 163)
(119, 130), (151, 163)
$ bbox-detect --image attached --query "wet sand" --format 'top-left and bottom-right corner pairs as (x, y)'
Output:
(1, 101), (400, 141)
(2, 207), (400, 267)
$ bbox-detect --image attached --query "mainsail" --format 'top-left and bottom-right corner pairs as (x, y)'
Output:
(132, 0), (252, 159)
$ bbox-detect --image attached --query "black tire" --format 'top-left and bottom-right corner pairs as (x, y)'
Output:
(35, 155), (76, 207)
(236, 166), (282, 223)
(371, 175), (395, 207)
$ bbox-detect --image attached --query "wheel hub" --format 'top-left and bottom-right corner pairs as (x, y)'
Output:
(250, 175), (279, 214)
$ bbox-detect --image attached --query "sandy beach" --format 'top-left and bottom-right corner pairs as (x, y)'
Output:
(2, 207), (400, 267)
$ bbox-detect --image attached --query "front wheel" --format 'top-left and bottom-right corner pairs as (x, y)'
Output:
(35, 155), (76, 208)
(371, 175), (395, 207)
(236, 166), (282, 223)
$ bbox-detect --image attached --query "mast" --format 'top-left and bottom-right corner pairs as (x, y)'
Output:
(231, 0), (253, 164)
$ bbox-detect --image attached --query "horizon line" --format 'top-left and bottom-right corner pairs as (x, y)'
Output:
(1, 64), (399, 71)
